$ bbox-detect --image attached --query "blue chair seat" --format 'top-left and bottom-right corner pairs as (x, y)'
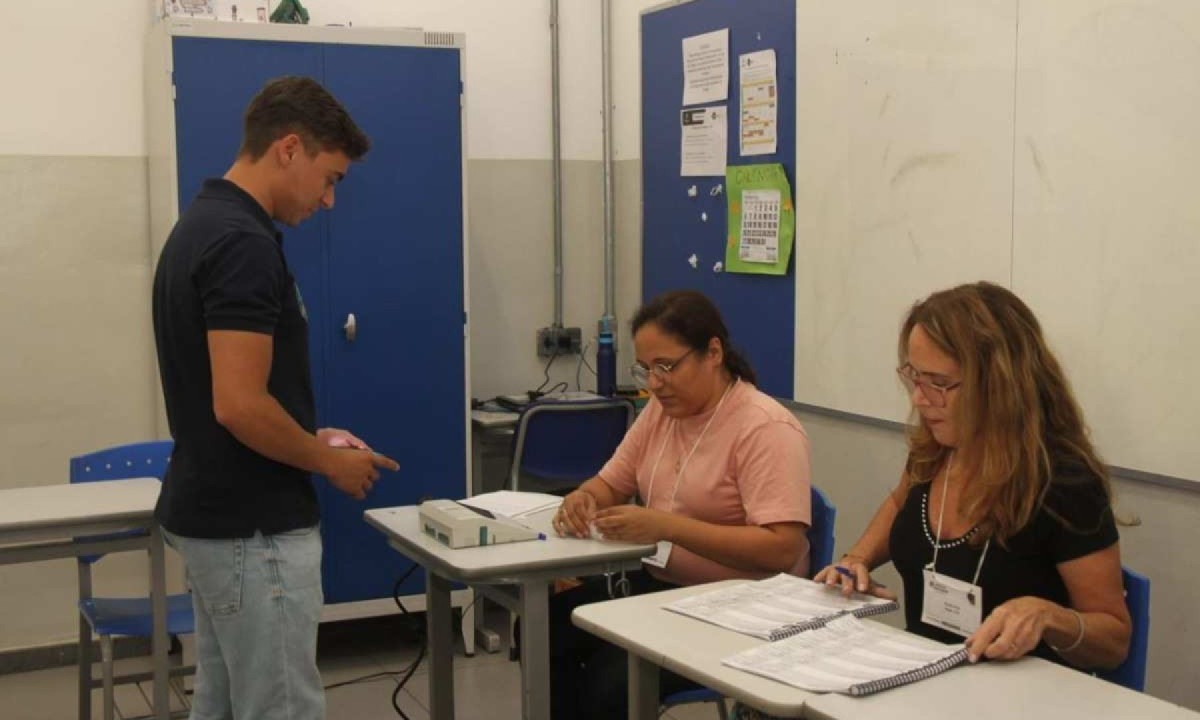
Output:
(80, 593), (196, 638)
(71, 440), (194, 719)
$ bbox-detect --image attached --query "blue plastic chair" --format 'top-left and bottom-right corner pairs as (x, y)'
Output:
(807, 486), (837, 572)
(661, 485), (837, 718)
(70, 441), (194, 720)
(1095, 567), (1150, 692)
(505, 398), (636, 657)
(508, 397), (635, 491)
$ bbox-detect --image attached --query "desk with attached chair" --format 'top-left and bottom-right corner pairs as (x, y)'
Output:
(0, 478), (173, 720)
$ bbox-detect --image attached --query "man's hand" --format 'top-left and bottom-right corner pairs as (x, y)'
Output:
(317, 427), (370, 450)
(321, 447), (399, 500)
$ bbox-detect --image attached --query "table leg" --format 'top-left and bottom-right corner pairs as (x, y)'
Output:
(462, 589), (477, 656)
(518, 581), (551, 720)
(149, 526), (169, 720)
(471, 424), (486, 496)
(425, 572), (456, 720)
(628, 653), (659, 720)
(78, 610), (92, 720)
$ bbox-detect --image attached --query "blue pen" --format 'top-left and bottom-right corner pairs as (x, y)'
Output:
(537, 532), (547, 541)
(833, 565), (886, 589)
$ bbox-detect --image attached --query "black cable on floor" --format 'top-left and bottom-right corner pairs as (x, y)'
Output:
(323, 564), (482, 717)
(385, 566), (482, 719)
(389, 564), (425, 720)
(323, 670), (401, 690)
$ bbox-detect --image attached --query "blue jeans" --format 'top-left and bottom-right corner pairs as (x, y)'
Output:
(165, 526), (325, 720)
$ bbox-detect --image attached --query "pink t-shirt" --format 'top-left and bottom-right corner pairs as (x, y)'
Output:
(597, 380), (812, 586)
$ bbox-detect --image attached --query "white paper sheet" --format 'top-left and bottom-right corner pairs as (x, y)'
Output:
(460, 491), (562, 519)
(739, 49), (778, 156)
(682, 29), (730, 106)
(681, 106), (728, 177)
(722, 616), (967, 695)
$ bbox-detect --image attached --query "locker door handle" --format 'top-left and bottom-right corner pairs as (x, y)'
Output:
(343, 313), (357, 342)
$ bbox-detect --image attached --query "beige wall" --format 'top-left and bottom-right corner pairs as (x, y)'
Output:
(0, 155), (165, 649)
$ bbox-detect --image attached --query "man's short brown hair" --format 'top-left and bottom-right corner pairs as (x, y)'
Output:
(239, 76), (370, 161)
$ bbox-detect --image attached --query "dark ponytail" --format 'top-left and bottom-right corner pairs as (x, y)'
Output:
(631, 290), (758, 385)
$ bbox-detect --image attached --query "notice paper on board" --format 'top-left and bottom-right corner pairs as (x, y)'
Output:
(725, 163), (794, 275)
(682, 28), (729, 106)
(681, 106), (727, 177)
(739, 49), (778, 156)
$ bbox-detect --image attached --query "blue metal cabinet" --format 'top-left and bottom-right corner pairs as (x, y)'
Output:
(159, 24), (469, 606)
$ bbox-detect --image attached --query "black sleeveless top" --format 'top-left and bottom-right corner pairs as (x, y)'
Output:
(888, 458), (1118, 663)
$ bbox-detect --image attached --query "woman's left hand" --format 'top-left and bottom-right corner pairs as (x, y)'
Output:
(966, 596), (1054, 663)
(592, 505), (675, 544)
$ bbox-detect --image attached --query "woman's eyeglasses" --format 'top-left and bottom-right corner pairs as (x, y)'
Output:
(896, 363), (961, 408)
(630, 349), (697, 388)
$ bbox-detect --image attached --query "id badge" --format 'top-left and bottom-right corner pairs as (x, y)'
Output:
(641, 541), (673, 568)
(921, 568), (983, 637)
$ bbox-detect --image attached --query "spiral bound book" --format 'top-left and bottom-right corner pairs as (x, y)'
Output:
(722, 615), (970, 696)
(663, 573), (898, 641)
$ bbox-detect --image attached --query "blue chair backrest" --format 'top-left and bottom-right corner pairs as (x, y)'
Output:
(70, 441), (174, 484)
(510, 399), (634, 487)
(807, 485), (836, 577)
(69, 441), (173, 564)
(1096, 567), (1150, 692)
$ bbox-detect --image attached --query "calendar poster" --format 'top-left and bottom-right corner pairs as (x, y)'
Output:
(725, 163), (794, 275)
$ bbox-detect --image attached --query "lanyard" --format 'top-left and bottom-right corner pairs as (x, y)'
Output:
(645, 379), (737, 512)
(928, 451), (990, 586)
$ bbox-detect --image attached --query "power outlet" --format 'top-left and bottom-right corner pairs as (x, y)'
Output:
(536, 326), (582, 357)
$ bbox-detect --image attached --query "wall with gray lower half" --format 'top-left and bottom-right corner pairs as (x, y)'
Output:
(0, 155), (164, 656)
(0, 0), (612, 663)
(467, 158), (627, 399)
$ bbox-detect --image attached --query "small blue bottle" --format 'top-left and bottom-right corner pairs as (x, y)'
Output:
(596, 332), (616, 396)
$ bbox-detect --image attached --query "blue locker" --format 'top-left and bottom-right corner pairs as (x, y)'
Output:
(320, 44), (466, 602)
(163, 27), (468, 606)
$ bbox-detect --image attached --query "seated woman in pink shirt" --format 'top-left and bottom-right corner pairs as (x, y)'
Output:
(547, 289), (813, 720)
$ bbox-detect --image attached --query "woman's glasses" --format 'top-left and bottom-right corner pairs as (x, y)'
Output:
(630, 349), (697, 388)
(896, 363), (961, 408)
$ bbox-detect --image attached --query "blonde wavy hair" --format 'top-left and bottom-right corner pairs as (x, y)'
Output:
(900, 282), (1112, 545)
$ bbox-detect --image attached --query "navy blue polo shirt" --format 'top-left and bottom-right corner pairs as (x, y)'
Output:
(153, 178), (319, 538)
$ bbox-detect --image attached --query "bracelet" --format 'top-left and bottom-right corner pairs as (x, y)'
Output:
(1047, 608), (1086, 654)
(840, 553), (868, 566)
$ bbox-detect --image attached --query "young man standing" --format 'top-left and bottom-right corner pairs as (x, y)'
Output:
(152, 76), (399, 720)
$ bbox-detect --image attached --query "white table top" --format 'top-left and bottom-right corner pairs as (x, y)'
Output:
(0, 478), (160, 543)
(572, 580), (815, 718)
(804, 651), (1200, 720)
(364, 505), (655, 582)
(572, 580), (1199, 720)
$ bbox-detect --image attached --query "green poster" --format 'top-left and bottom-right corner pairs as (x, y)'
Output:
(724, 163), (794, 275)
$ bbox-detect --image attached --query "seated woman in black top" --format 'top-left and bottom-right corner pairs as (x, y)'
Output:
(816, 282), (1131, 669)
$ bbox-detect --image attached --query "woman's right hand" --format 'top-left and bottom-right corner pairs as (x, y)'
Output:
(554, 489), (598, 538)
(813, 556), (897, 600)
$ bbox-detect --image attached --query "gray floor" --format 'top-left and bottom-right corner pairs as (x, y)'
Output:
(0, 607), (723, 720)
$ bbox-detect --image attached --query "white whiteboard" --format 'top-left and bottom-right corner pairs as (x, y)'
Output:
(793, 1), (1200, 482)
